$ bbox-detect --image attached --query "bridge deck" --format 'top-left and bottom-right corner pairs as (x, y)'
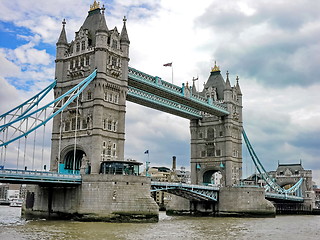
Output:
(0, 169), (81, 185)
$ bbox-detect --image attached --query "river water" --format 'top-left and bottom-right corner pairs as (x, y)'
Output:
(0, 206), (319, 240)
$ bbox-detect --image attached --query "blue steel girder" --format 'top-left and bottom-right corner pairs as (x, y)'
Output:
(128, 67), (229, 117)
(127, 86), (202, 119)
(0, 70), (97, 147)
(151, 181), (219, 201)
(265, 192), (304, 202)
(0, 169), (82, 185)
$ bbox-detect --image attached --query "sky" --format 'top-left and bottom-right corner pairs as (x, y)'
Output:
(0, 0), (319, 184)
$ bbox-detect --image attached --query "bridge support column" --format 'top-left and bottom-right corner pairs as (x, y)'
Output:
(22, 175), (159, 222)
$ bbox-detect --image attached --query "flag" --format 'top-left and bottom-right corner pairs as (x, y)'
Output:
(144, 150), (149, 154)
(163, 62), (172, 67)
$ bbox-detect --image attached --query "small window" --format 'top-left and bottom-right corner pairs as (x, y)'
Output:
(75, 59), (79, 68)
(76, 42), (80, 52)
(216, 149), (221, 156)
(112, 40), (118, 49)
(65, 121), (70, 131)
(85, 56), (90, 65)
(114, 94), (118, 103)
(82, 119), (87, 129)
(112, 121), (117, 132)
(80, 58), (84, 66)
(109, 93), (113, 102)
(219, 131), (223, 137)
(81, 41), (85, 51)
(87, 91), (92, 100)
(70, 60), (73, 69)
(107, 120), (112, 131)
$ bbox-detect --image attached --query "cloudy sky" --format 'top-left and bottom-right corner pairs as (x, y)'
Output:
(0, 0), (319, 184)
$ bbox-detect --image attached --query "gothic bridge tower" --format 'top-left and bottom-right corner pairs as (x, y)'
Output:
(190, 63), (243, 186)
(50, 2), (130, 174)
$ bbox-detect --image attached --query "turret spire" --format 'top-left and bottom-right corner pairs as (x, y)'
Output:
(120, 16), (130, 44)
(57, 19), (68, 44)
(225, 70), (231, 89)
(236, 76), (242, 95)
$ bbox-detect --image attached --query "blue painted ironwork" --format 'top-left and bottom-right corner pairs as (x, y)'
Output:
(151, 181), (219, 201)
(0, 70), (97, 147)
(265, 192), (304, 202)
(0, 169), (81, 184)
(127, 86), (202, 119)
(0, 81), (56, 131)
(242, 129), (304, 197)
(128, 67), (229, 117)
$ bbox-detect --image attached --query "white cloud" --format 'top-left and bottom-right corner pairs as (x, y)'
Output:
(0, 0), (319, 184)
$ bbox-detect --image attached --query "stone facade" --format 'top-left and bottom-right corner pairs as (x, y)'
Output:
(22, 175), (159, 222)
(50, 4), (129, 174)
(190, 66), (243, 186)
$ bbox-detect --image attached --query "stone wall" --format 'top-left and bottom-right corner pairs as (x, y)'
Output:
(22, 175), (159, 222)
(218, 186), (275, 216)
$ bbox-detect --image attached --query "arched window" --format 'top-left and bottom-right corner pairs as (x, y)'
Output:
(76, 42), (80, 52)
(207, 128), (215, 140)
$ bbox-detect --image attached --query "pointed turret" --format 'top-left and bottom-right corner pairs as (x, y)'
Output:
(192, 77), (198, 95)
(96, 5), (108, 33)
(202, 62), (226, 100)
(235, 76), (242, 95)
(57, 19), (68, 45)
(120, 16), (130, 44)
(56, 19), (68, 65)
(224, 71), (232, 102)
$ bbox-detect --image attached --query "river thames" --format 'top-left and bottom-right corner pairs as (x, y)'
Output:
(0, 206), (319, 240)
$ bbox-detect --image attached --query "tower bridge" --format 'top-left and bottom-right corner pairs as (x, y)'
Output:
(0, 1), (315, 221)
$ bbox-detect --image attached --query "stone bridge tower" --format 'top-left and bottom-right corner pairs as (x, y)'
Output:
(190, 64), (243, 186)
(50, 2), (130, 174)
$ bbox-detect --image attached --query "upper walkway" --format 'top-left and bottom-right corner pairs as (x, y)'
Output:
(0, 169), (81, 185)
(127, 67), (229, 119)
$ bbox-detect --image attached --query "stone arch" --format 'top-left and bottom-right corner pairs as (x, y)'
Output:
(60, 145), (87, 173)
(202, 169), (223, 186)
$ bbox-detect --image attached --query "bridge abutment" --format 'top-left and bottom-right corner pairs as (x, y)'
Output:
(165, 187), (275, 217)
(22, 174), (159, 222)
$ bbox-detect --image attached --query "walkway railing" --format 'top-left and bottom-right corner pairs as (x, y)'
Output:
(0, 169), (82, 184)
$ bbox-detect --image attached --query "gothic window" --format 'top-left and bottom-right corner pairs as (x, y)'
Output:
(82, 119), (87, 129)
(216, 149), (221, 156)
(201, 150), (206, 157)
(207, 143), (215, 157)
(81, 41), (85, 51)
(107, 145), (112, 156)
(107, 120), (112, 131)
(112, 40), (118, 49)
(112, 121), (117, 132)
(65, 121), (70, 131)
(112, 143), (116, 156)
(85, 56), (89, 65)
(76, 42), (80, 52)
(87, 91), (92, 100)
(111, 57), (117, 67)
(207, 128), (215, 140)
(114, 94), (118, 104)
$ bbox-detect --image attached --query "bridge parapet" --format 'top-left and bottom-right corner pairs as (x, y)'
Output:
(0, 169), (81, 184)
